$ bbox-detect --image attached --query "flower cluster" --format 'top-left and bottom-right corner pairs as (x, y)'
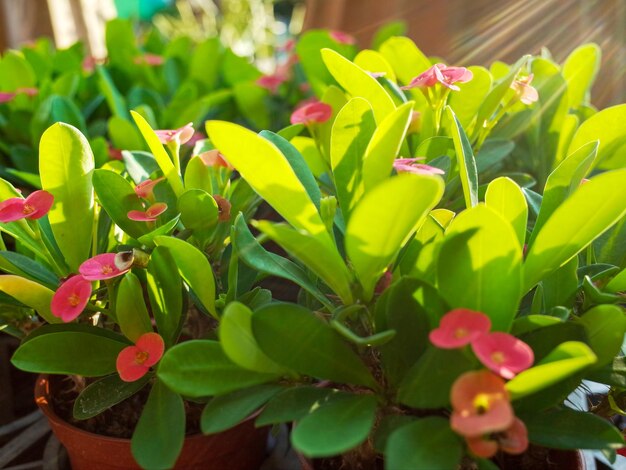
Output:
(129, 177), (168, 222)
(430, 309), (534, 457)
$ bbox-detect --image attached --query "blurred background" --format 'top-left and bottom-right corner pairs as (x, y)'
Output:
(0, 0), (624, 106)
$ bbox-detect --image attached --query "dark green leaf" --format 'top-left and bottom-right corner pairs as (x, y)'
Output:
(74, 374), (150, 420)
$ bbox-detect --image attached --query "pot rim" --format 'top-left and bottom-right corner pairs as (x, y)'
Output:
(34, 373), (254, 444)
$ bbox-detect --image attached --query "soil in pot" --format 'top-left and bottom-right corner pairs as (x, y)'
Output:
(37, 375), (269, 470)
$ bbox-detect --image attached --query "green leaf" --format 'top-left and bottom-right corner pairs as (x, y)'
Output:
(522, 407), (624, 451)
(231, 215), (330, 307)
(354, 49), (396, 82)
(255, 221), (353, 304)
(108, 116), (146, 152)
(136, 216), (180, 247)
(232, 82), (270, 130)
(568, 104), (626, 169)
(259, 131), (321, 210)
(362, 101), (414, 191)
(190, 37), (221, 90)
(12, 324), (128, 376)
(219, 301), (287, 374)
(96, 66), (129, 119)
(575, 305), (626, 367)
(256, 386), (337, 426)
(131, 111), (184, 197)
(74, 374), (149, 420)
(93, 169), (148, 240)
(485, 177), (527, 247)
(147, 246), (183, 348)
(116, 272), (153, 342)
(529, 141), (598, 244)
(385, 417), (463, 470)
(372, 22), (407, 50)
(562, 43), (601, 110)
(157, 340), (278, 397)
(177, 189), (218, 237)
(511, 315), (563, 336)
(331, 98), (376, 219)
(506, 341), (597, 400)
(378, 37), (431, 85)
(131, 379), (184, 470)
(153, 236), (216, 318)
(39, 123), (94, 271)
(437, 204), (522, 331)
(252, 303), (376, 389)
(0, 252), (58, 289)
(201, 384), (283, 434)
(448, 66), (492, 131)
(523, 170), (626, 292)
(446, 106), (478, 208)
(346, 174), (444, 300)
(292, 394), (377, 458)
(397, 347), (475, 408)
(184, 156), (212, 193)
(321, 48), (396, 124)
(0, 275), (59, 324)
(205, 121), (328, 239)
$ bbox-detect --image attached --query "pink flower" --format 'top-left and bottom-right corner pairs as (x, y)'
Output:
(134, 177), (164, 199)
(51, 275), (92, 322)
(429, 309), (492, 349)
(511, 74), (539, 105)
(450, 370), (514, 438)
(155, 123), (194, 145)
(0, 190), (54, 223)
(185, 132), (205, 147)
(257, 73), (287, 94)
(198, 149), (233, 169)
(465, 417), (529, 458)
(116, 332), (165, 382)
(0, 92), (15, 103)
(278, 39), (296, 53)
(402, 63), (473, 91)
(127, 202), (168, 222)
(471, 332), (534, 379)
(393, 158), (445, 176)
(79, 253), (131, 281)
(290, 101), (332, 125)
(134, 53), (164, 66)
(16, 87), (38, 97)
(330, 30), (356, 45)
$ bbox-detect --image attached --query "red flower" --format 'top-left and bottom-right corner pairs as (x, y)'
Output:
(257, 73), (288, 94)
(127, 203), (168, 222)
(290, 101), (332, 125)
(450, 370), (514, 438)
(116, 332), (165, 382)
(465, 417), (529, 458)
(155, 123), (194, 145)
(393, 158), (445, 176)
(134, 177), (165, 199)
(79, 253), (132, 281)
(471, 332), (534, 379)
(429, 309), (491, 349)
(330, 30), (356, 45)
(50, 275), (92, 322)
(0, 190), (54, 223)
(402, 63), (473, 91)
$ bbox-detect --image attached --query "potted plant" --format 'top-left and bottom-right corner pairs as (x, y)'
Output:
(3, 113), (271, 469)
(156, 36), (626, 469)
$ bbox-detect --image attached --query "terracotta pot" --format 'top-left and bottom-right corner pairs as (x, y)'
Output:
(35, 375), (268, 470)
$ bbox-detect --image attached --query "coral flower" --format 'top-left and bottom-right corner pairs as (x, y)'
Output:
(155, 123), (194, 145)
(290, 101), (332, 125)
(257, 73), (287, 94)
(465, 417), (529, 458)
(51, 275), (92, 322)
(0, 190), (54, 223)
(402, 63), (473, 91)
(450, 370), (514, 438)
(134, 177), (165, 199)
(79, 253), (132, 281)
(116, 332), (165, 382)
(213, 195), (231, 222)
(330, 30), (356, 45)
(511, 74), (539, 105)
(134, 53), (164, 66)
(127, 203), (168, 222)
(471, 332), (534, 379)
(393, 158), (445, 176)
(199, 149), (233, 169)
(429, 309), (491, 349)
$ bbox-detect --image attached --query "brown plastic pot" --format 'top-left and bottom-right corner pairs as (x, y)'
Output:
(35, 375), (268, 470)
